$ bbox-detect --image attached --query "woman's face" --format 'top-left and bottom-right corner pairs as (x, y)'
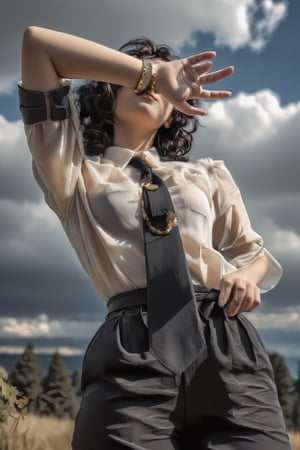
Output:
(114, 61), (173, 132)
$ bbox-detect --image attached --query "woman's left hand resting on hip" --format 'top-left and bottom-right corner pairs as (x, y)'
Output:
(217, 254), (269, 317)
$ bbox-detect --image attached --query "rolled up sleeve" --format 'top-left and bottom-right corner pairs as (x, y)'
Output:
(211, 160), (282, 292)
(19, 80), (83, 220)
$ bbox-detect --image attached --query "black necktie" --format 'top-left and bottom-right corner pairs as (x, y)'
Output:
(130, 155), (207, 385)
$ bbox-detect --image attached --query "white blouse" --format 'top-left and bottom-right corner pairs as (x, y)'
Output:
(21, 81), (282, 301)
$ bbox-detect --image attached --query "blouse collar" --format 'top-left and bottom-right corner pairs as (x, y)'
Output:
(103, 146), (161, 169)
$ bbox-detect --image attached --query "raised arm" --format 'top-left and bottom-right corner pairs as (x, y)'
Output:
(21, 26), (143, 92)
(21, 26), (234, 116)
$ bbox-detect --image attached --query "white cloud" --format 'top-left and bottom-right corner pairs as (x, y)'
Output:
(249, 306), (300, 331)
(0, 0), (288, 93)
(0, 116), (23, 142)
(252, 217), (300, 255)
(2, 316), (52, 337)
(197, 89), (300, 152)
(0, 315), (100, 340)
(194, 88), (300, 204)
(269, 229), (300, 253)
(247, 0), (288, 50)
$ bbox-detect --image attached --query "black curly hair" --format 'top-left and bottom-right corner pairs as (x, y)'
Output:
(75, 37), (200, 161)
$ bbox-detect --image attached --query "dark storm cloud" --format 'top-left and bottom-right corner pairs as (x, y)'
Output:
(246, 195), (300, 237)
(0, 261), (104, 320)
(0, 188), (105, 320)
(0, 118), (42, 203)
(259, 329), (300, 357)
(0, 232), (105, 320)
(260, 254), (300, 311)
(258, 329), (300, 377)
(267, 196), (300, 233)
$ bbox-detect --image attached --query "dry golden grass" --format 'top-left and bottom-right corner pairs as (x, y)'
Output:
(290, 432), (300, 450)
(1, 414), (74, 450)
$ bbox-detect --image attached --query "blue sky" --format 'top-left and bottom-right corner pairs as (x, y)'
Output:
(0, 0), (299, 375)
(182, 0), (300, 106)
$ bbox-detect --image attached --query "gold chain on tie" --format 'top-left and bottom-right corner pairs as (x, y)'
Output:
(140, 188), (178, 236)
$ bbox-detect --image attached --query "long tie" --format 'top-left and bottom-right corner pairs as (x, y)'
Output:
(130, 155), (207, 385)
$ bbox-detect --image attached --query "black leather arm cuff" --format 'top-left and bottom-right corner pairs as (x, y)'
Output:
(18, 84), (71, 124)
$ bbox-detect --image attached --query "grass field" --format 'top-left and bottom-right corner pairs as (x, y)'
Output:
(1, 415), (300, 450)
(290, 432), (300, 450)
(1, 415), (73, 450)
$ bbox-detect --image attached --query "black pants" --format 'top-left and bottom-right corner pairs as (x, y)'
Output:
(72, 300), (291, 449)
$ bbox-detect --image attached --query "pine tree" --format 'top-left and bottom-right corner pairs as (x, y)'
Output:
(9, 342), (43, 414)
(41, 351), (78, 419)
(269, 352), (295, 428)
(71, 369), (82, 397)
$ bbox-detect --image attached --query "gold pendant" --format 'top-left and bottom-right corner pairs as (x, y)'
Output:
(142, 182), (159, 191)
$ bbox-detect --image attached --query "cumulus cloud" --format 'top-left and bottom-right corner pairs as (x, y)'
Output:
(0, 315), (100, 340)
(1, 315), (53, 337)
(271, 229), (300, 253)
(0, 0), (288, 93)
(195, 89), (300, 210)
(250, 306), (300, 330)
(198, 89), (299, 157)
(193, 90), (300, 309)
(247, 0), (288, 51)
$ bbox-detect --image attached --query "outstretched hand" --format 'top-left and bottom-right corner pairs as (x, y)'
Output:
(155, 51), (234, 116)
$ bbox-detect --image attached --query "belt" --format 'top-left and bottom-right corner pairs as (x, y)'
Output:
(107, 285), (220, 315)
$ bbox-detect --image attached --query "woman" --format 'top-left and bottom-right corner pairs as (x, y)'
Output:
(19, 26), (291, 450)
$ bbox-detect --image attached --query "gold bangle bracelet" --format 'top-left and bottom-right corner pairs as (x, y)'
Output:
(136, 59), (153, 92)
(149, 67), (157, 93)
(136, 60), (146, 91)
